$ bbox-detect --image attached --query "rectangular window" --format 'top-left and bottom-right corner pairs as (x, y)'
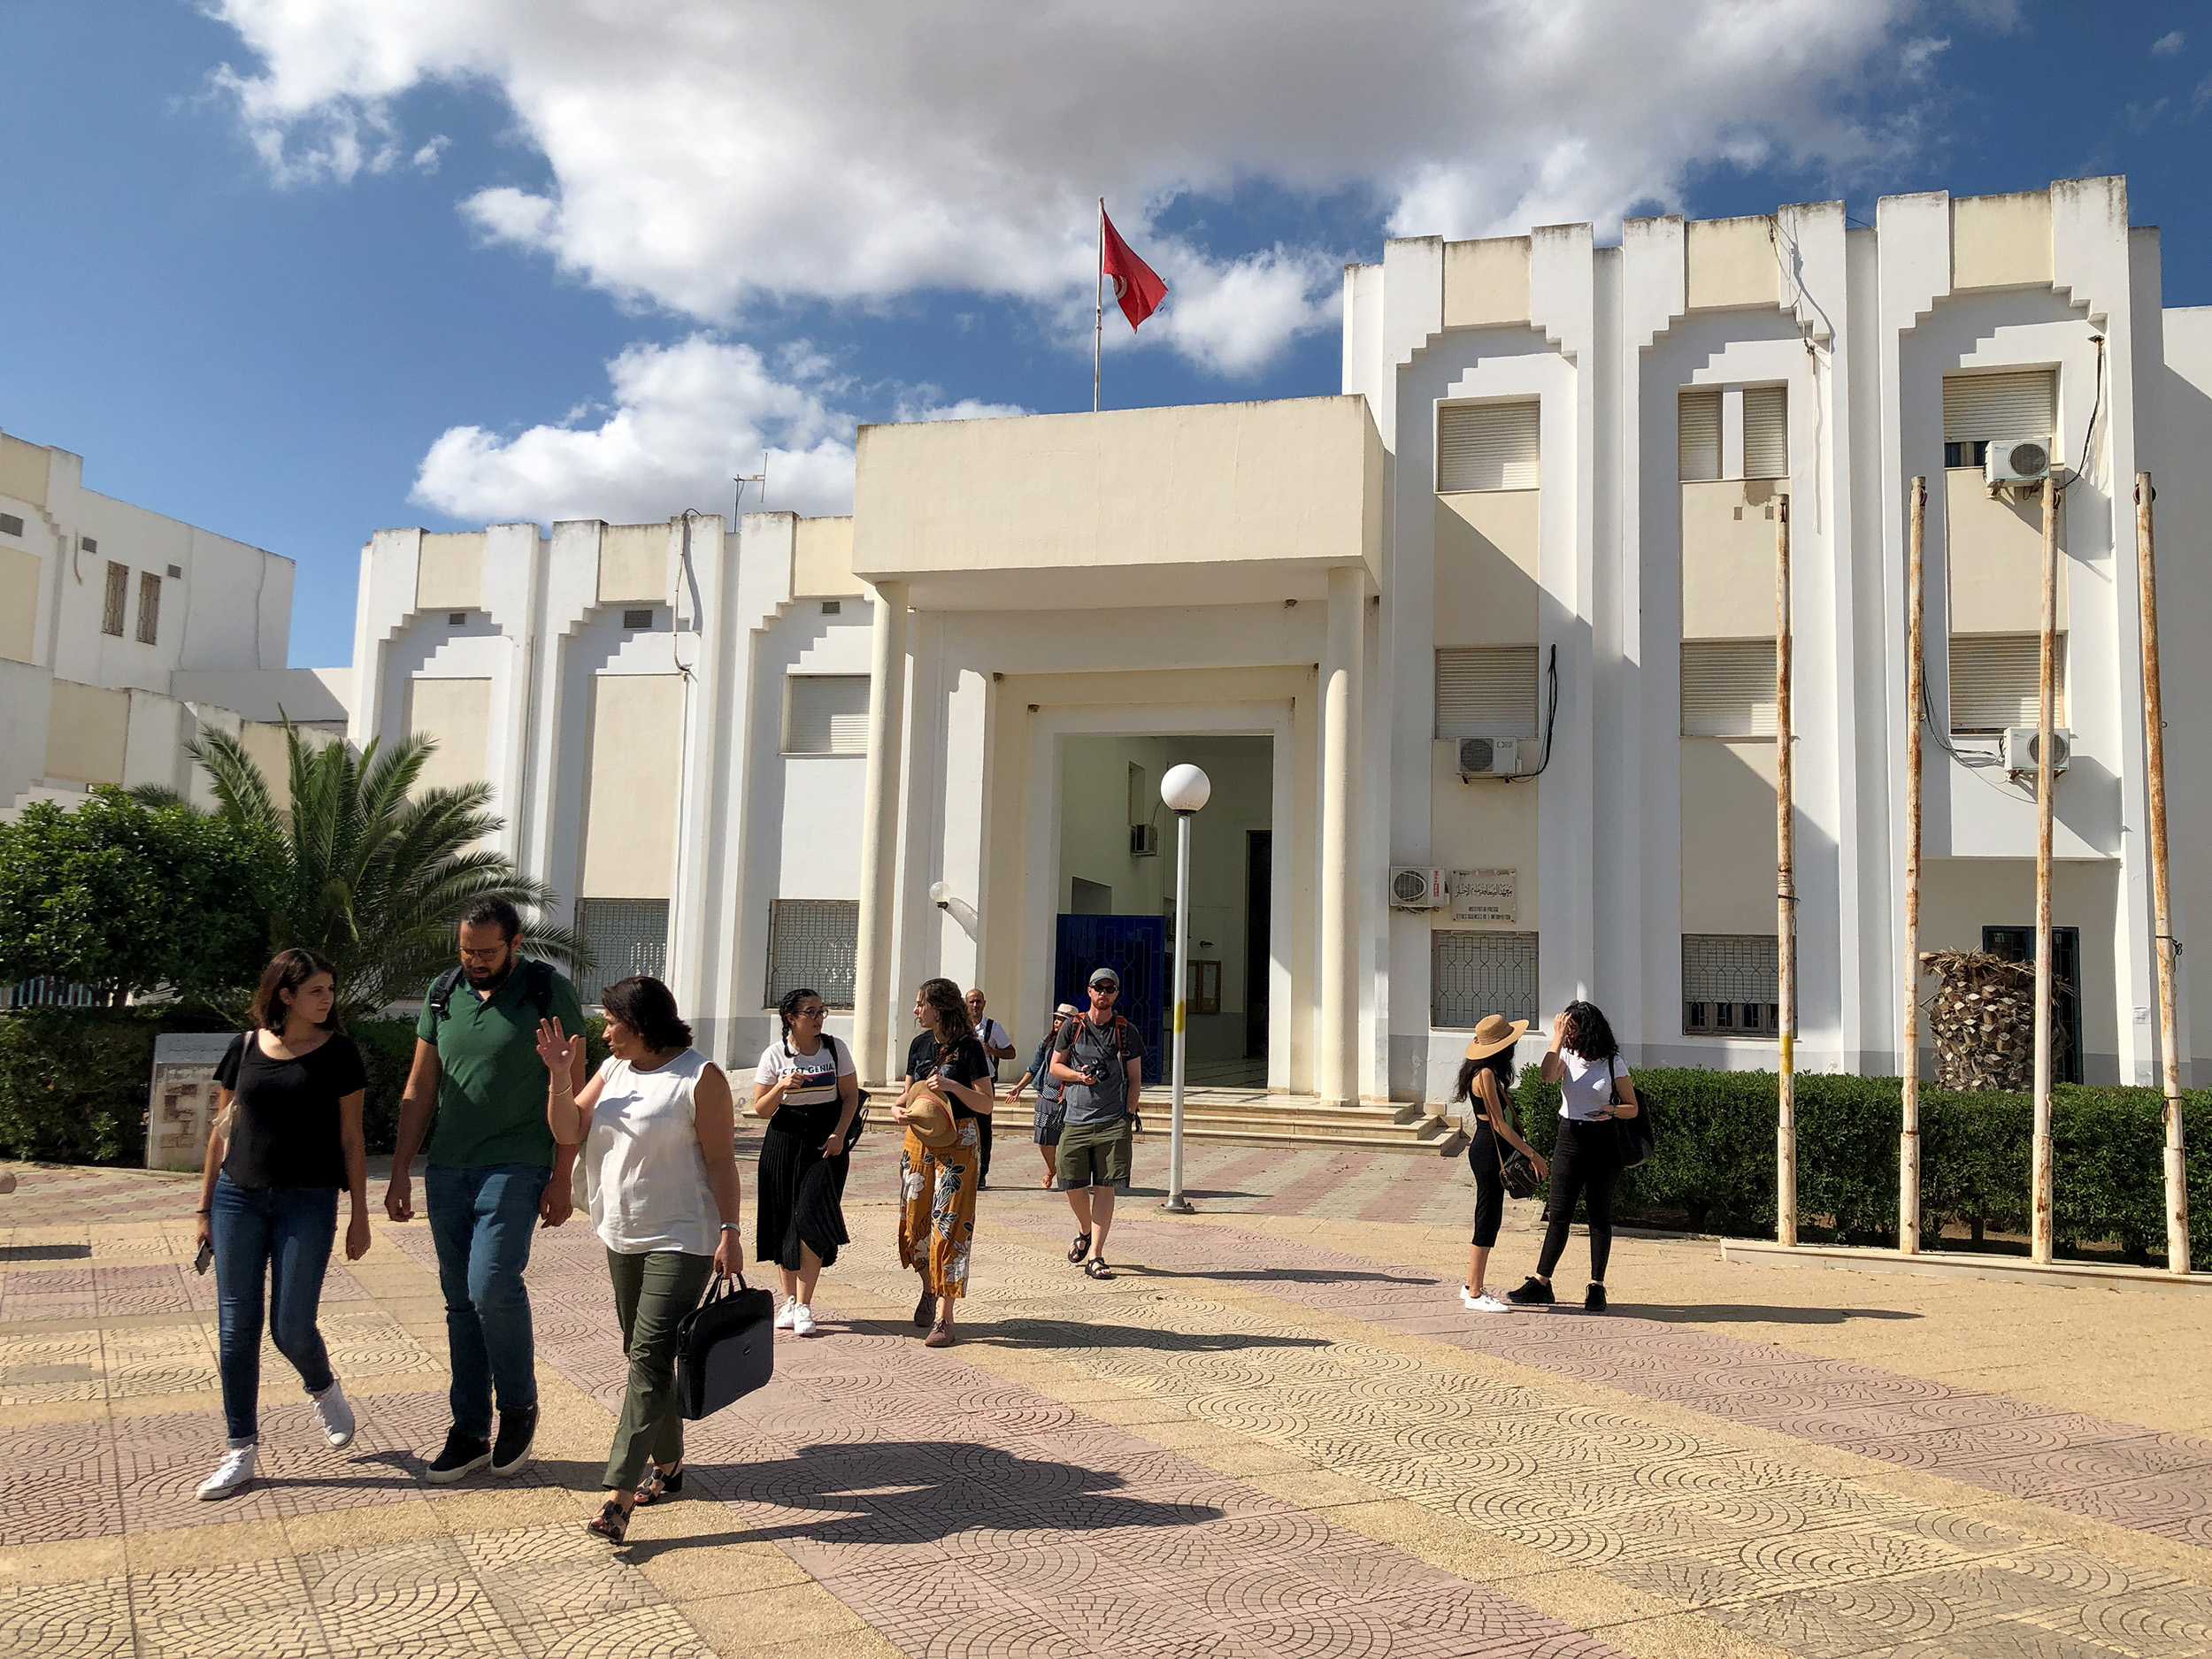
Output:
(0, 514), (22, 539)
(136, 572), (161, 644)
(781, 675), (870, 755)
(1435, 645), (1539, 741)
(575, 898), (670, 1006)
(1682, 934), (1779, 1038)
(1680, 639), (1778, 738)
(766, 898), (858, 1008)
(1679, 389), (1721, 482)
(622, 608), (653, 628)
(1742, 385), (1788, 480)
(1437, 400), (1540, 493)
(1943, 370), (2055, 468)
(1949, 634), (2062, 734)
(101, 562), (127, 636)
(1432, 931), (1539, 1028)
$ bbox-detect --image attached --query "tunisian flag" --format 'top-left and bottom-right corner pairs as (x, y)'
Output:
(1101, 204), (1168, 330)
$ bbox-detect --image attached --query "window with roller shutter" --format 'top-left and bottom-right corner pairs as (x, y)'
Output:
(781, 675), (870, 755)
(1943, 371), (2055, 469)
(1435, 646), (1539, 740)
(1680, 639), (1778, 738)
(1742, 386), (1788, 479)
(1679, 390), (1721, 481)
(1949, 634), (2062, 733)
(1436, 401), (1539, 492)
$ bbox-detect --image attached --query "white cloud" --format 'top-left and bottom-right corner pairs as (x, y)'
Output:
(412, 334), (860, 524)
(209, 0), (1963, 377)
(2154, 29), (2186, 57)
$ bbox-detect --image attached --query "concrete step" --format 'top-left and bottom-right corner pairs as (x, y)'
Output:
(1131, 1095), (1468, 1156)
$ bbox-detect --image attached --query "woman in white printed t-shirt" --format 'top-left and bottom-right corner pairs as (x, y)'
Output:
(536, 975), (741, 1546)
(751, 987), (861, 1338)
(1505, 1001), (1640, 1315)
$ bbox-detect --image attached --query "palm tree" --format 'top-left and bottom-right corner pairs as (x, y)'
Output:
(190, 723), (589, 1020)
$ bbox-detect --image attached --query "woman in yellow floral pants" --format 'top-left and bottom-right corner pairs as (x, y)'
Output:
(893, 978), (995, 1348)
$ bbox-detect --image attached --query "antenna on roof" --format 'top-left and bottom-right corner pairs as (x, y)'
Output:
(732, 451), (768, 518)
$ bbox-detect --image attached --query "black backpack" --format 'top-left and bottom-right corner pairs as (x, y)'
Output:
(426, 958), (557, 1030)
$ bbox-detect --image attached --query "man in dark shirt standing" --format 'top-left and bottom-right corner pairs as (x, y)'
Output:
(385, 898), (585, 1483)
(1050, 967), (1144, 1279)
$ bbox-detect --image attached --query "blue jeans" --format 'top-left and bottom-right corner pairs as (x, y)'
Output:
(425, 1162), (548, 1440)
(211, 1172), (339, 1446)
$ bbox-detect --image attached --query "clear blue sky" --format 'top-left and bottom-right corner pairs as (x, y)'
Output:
(3, 1), (2208, 667)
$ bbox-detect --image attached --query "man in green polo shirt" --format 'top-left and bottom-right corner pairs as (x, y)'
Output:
(385, 897), (585, 1484)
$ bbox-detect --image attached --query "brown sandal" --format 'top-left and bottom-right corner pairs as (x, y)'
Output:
(924, 1317), (955, 1348)
(588, 1498), (633, 1543)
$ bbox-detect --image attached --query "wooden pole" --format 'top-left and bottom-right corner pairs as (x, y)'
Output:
(1777, 492), (1797, 1248)
(2032, 474), (2058, 1265)
(2137, 472), (2192, 1274)
(1902, 476), (1927, 1254)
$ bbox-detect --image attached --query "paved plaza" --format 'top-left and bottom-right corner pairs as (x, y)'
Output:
(3, 1132), (2209, 1659)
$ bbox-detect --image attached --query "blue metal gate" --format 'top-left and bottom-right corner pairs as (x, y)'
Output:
(1053, 915), (1164, 1083)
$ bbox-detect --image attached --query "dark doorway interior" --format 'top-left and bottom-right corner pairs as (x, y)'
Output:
(1244, 830), (1271, 1061)
(1982, 925), (2083, 1085)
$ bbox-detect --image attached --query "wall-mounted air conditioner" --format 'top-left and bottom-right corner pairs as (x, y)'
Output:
(2001, 726), (2071, 775)
(1130, 823), (1158, 857)
(1456, 736), (1518, 779)
(1985, 439), (2051, 488)
(1389, 867), (1448, 910)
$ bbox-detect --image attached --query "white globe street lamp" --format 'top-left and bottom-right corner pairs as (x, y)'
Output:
(1159, 764), (1210, 1213)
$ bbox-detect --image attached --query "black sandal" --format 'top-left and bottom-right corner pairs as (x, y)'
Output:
(588, 1498), (632, 1542)
(1084, 1258), (1113, 1279)
(1067, 1233), (1090, 1263)
(635, 1462), (683, 1504)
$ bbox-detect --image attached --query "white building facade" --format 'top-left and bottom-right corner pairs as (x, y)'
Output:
(354, 176), (2212, 1103)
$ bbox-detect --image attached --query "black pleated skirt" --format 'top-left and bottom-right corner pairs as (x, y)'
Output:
(755, 1125), (851, 1271)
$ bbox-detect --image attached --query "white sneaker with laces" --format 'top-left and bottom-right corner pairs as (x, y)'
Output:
(1459, 1284), (1479, 1308)
(197, 1444), (257, 1500)
(789, 1303), (818, 1337)
(1470, 1291), (1511, 1314)
(311, 1380), (357, 1449)
(774, 1299), (798, 1331)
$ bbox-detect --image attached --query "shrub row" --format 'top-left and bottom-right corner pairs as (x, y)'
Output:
(0, 1010), (609, 1167)
(1509, 1068), (2212, 1266)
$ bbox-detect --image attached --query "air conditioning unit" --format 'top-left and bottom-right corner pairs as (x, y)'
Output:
(1456, 736), (1519, 779)
(1986, 438), (2051, 488)
(1389, 866), (1448, 910)
(1129, 823), (1158, 857)
(2001, 726), (2072, 775)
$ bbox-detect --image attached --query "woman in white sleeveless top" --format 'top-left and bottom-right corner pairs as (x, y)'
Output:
(537, 975), (741, 1545)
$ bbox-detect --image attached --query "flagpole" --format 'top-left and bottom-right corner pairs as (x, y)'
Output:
(1094, 197), (1104, 414)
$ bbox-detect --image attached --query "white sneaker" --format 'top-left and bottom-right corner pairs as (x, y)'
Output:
(789, 1302), (818, 1337)
(1470, 1290), (1511, 1314)
(1459, 1284), (1479, 1308)
(196, 1444), (257, 1500)
(774, 1299), (798, 1331)
(311, 1380), (357, 1449)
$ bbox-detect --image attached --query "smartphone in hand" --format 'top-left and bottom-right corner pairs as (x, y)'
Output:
(194, 1239), (213, 1277)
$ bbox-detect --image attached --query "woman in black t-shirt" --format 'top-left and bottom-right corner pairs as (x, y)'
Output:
(890, 977), (993, 1347)
(190, 949), (371, 1502)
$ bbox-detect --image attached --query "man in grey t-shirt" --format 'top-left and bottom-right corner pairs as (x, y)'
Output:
(1049, 967), (1144, 1279)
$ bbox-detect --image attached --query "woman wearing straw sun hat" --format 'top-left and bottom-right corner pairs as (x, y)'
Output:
(1454, 1014), (1547, 1314)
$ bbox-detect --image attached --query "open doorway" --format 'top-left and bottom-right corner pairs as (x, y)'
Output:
(1056, 734), (1272, 1087)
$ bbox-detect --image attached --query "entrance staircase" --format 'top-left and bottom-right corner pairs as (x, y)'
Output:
(1137, 1082), (1465, 1156)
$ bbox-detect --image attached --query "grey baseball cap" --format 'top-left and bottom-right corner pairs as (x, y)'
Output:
(1088, 967), (1120, 988)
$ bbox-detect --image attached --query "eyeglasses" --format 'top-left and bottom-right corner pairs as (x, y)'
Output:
(457, 946), (507, 964)
(795, 1004), (826, 1019)
(1091, 985), (1118, 997)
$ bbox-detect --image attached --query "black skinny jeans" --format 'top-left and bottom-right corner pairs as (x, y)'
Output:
(1536, 1118), (1620, 1282)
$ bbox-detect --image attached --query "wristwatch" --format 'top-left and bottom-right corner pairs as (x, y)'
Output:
(718, 1222), (741, 1233)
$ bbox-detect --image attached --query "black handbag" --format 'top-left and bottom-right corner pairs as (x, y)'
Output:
(1497, 1144), (1540, 1201)
(674, 1273), (776, 1420)
(1609, 1058), (1656, 1171)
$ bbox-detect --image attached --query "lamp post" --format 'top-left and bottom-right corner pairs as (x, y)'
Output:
(1160, 763), (1211, 1214)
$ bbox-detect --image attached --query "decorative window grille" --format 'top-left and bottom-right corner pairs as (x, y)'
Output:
(1679, 390), (1721, 481)
(1437, 401), (1540, 492)
(1943, 370), (2055, 468)
(782, 675), (870, 755)
(1682, 934), (1780, 1037)
(1432, 931), (1538, 1029)
(766, 899), (858, 1008)
(101, 562), (127, 636)
(1680, 639), (1778, 737)
(1435, 645), (1539, 740)
(1949, 634), (2062, 734)
(1742, 386), (1788, 480)
(575, 899), (669, 1006)
(136, 572), (160, 644)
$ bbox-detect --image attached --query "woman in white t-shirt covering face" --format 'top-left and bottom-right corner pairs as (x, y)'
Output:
(750, 987), (861, 1338)
(535, 975), (742, 1545)
(1504, 1001), (1640, 1315)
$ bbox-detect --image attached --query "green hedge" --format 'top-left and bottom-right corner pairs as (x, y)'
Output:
(0, 1009), (609, 1167)
(1509, 1068), (2211, 1266)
